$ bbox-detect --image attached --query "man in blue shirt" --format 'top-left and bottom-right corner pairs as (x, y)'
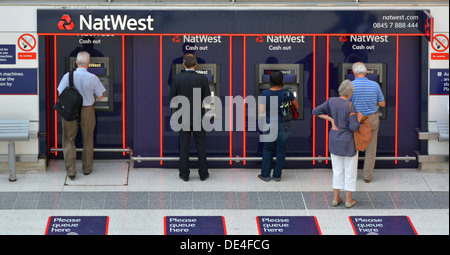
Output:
(57, 51), (106, 180)
(350, 62), (385, 183)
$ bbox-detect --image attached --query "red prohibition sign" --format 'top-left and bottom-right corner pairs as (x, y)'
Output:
(17, 33), (36, 52)
(432, 34), (449, 52)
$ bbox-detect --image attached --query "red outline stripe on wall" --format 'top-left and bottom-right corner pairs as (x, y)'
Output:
(54, 36), (58, 156)
(122, 35), (126, 156)
(395, 36), (399, 164)
(312, 36), (316, 165)
(325, 35), (330, 164)
(229, 36), (233, 165)
(243, 36), (247, 165)
(160, 35), (163, 165)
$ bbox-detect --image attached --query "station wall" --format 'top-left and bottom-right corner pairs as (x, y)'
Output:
(0, 3), (448, 171)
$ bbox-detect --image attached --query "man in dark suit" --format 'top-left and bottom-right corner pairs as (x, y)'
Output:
(169, 54), (211, 181)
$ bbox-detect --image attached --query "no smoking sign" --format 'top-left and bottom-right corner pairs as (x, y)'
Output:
(432, 34), (449, 52)
(431, 33), (449, 60)
(17, 34), (37, 60)
(17, 34), (36, 52)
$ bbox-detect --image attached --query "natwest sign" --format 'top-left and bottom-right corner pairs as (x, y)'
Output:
(38, 9), (430, 35)
(79, 14), (154, 31)
(38, 10), (155, 34)
(58, 14), (75, 30)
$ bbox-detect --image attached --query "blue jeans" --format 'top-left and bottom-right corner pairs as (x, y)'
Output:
(261, 122), (291, 179)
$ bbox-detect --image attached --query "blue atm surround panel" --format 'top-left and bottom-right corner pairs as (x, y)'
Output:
(38, 9), (429, 168)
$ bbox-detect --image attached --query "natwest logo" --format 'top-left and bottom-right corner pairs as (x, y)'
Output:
(80, 14), (154, 31)
(256, 35), (306, 44)
(181, 35), (222, 44)
(340, 35), (389, 43)
(348, 35), (389, 43)
(58, 14), (75, 30)
(339, 36), (348, 42)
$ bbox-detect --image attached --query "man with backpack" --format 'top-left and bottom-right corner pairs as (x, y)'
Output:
(57, 51), (106, 180)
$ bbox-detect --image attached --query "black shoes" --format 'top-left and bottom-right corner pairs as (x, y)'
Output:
(200, 173), (209, 181)
(179, 173), (209, 181)
(179, 174), (189, 182)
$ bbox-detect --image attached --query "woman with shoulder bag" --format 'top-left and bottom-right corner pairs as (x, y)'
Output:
(258, 71), (300, 182)
(312, 80), (361, 208)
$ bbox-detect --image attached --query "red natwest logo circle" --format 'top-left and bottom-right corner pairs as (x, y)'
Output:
(58, 14), (75, 30)
(172, 36), (181, 43)
(339, 36), (348, 42)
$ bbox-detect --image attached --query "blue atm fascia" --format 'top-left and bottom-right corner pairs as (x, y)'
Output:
(38, 9), (429, 168)
(255, 64), (304, 120)
(171, 63), (221, 98)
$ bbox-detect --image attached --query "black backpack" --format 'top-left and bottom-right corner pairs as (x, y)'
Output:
(55, 71), (83, 121)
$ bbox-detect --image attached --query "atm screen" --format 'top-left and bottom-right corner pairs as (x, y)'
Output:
(346, 74), (379, 82)
(88, 63), (107, 76)
(181, 69), (213, 83)
(173, 64), (220, 98)
(262, 70), (296, 83)
(204, 75), (213, 83)
(256, 64), (304, 120)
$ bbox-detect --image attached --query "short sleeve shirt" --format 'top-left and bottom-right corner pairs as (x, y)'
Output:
(57, 68), (106, 106)
(260, 89), (296, 123)
(350, 77), (384, 116)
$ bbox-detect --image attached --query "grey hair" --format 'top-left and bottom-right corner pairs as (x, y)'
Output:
(76, 51), (90, 67)
(338, 79), (354, 97)
(352, 62), (367, 75)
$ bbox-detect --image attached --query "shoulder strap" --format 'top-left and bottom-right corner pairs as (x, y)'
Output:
(69, 71), (74, 88)
(349, 101), (357, 117)
(283, 89), (291, 100)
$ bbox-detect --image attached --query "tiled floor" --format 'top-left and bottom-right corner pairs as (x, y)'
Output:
(0, 159), (448, 235)
(1, 190), (448, 211)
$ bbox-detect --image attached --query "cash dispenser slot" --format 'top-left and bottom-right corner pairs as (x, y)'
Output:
(66, 57), (114, 111)
(338, 63), (387, 120)
(172, 63), (221, 120)
(255, 64), (304, 120)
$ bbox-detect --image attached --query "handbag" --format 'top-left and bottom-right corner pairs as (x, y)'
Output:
(281, 89), (299, 121)
(349, 102), (371, 151)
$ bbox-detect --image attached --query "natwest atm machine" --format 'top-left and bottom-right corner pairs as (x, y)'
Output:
(172, 63), (221, 96)
(171, 63), (221, 119)
(255, 64), (304, 119)
(338, 63), (387, 119)
(66, 57), (114, 111)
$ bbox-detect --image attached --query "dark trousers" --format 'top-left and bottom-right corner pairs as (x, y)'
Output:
(261, 122), (291, 179)
(178, 130), (208, 179)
